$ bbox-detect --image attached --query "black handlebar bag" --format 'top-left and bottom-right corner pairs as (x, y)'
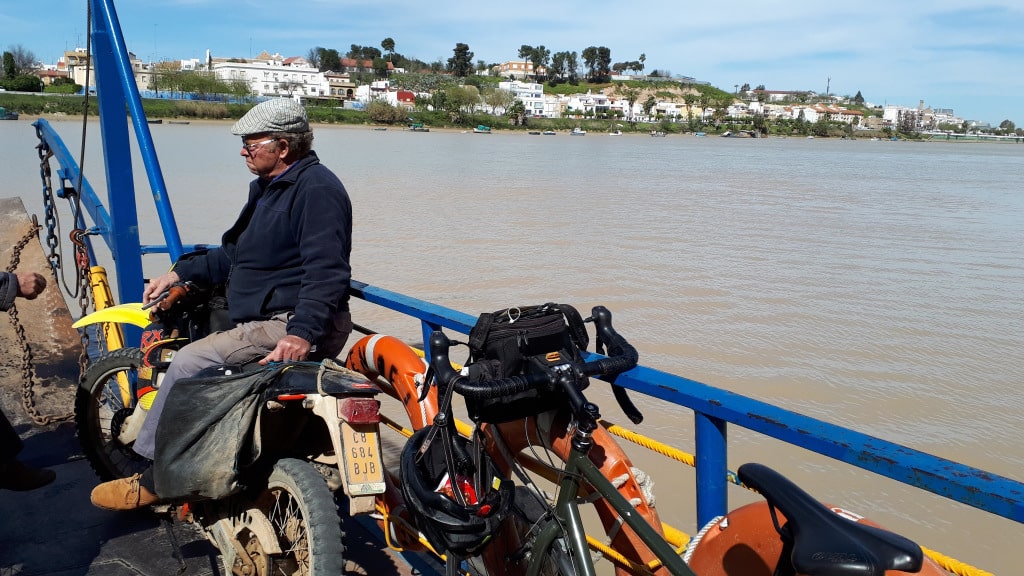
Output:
(465, 303), (589, 424)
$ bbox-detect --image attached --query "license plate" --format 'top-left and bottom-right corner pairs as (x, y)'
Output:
(340, 421), (386, 495)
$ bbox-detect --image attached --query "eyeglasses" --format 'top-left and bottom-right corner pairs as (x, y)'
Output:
(241, 138), (277, 155)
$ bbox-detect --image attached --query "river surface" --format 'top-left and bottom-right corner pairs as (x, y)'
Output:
(3, 117), (1023, 574)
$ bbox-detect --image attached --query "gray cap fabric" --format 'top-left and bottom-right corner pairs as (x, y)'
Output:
(231, 98), (309, 136)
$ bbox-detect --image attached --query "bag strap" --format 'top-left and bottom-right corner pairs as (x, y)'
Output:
(556, 303), (590, 351)
(467, 311), (495, 357)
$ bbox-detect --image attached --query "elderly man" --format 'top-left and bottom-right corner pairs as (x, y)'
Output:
(0, 270), (57, 491)
(90, 98), (354, 510)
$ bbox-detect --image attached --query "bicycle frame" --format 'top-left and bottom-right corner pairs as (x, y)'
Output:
(523, 425), (694, 576)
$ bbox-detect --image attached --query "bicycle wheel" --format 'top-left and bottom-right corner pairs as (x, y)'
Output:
(508, 486), (576, 576)
(75, 347), (152, 481)
(228, 458), (345, 576)
(484, 413), (672, 576)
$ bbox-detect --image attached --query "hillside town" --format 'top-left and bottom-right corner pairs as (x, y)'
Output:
(11, 46), (999, 134)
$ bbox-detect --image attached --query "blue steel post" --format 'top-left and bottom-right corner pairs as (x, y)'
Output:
(89, 0), (143, 315)
(91, 0), (184, 264)
(694, 412), (728, 528)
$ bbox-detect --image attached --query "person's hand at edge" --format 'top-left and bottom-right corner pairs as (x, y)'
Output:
(259, 334), (311, 365)
(15, 272), (46, 300)
(143, 271), (181, 306)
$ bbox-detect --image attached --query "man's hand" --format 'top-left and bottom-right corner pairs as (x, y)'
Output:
(143, 271), (181, 306)
(16, 272), (47, 300)
(259, 334), (312, 365)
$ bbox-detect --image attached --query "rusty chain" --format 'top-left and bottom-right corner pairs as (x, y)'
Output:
(71, 228), (95, 377)
(36, 126), (95, 387)
(6, 219), (74, 425)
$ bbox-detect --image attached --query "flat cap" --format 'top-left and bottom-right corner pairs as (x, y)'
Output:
(231, 98), (309, 136)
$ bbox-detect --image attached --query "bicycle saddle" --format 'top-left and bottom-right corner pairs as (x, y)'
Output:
(737, 463), (923, 576)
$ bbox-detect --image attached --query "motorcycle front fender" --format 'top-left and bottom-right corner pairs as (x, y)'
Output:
(72, 302), (150, 329)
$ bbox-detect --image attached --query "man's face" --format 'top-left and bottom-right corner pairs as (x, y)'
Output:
(240, 135), (284, 177)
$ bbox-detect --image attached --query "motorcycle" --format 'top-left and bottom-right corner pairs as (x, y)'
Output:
(73, 283), (386, 575)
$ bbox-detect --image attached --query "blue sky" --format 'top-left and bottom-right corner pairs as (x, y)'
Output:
(3, 0), (1021, 125)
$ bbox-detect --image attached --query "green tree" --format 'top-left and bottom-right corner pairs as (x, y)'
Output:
(5, 74), (43, 92)
(507, 100), (527, 126)
(518, 45), (534, 72)
(348, 45), (382, 60)
(316, 47), (341, 72)
(366, 100), (407, 124)
(853, 90), (865, 104)
(483, 87), (514, 115)
(549, 52), (567, 80)
(811, 115), (831, 137)
(566, 52), (579, 84)
(642, 95), (657, 116)
(381, 38), (396, 61)
(3, 45), (36, 76)
(530, 45), (550, 81)
(373, 57), (389, 78)
(2, 52), (16, 79)
(582, 47), (598, 81)
(595, 47), (612, 82)
(998, 119), (1016, 133)
(638, 53), (646, 76)
(447, 43), (474, 77)
(442, 84), (479, 122)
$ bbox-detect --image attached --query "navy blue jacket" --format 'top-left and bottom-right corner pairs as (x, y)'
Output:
(173, 151), (352, 346)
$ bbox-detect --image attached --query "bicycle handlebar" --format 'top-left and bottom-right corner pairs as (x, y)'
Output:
(427, 305), (639, 403)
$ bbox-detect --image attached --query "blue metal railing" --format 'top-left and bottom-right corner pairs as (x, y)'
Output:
(349, 281), (1024, 528)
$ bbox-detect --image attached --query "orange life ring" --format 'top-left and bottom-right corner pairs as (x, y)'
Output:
(343, 334), (437, 430)
(684, 501), (950, 575)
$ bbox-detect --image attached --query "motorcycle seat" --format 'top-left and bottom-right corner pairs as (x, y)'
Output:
(264, 362), (381, 397)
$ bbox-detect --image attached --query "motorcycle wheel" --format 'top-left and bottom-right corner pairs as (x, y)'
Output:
(75, 347), (152, 481)
(233, 458), (344, 576)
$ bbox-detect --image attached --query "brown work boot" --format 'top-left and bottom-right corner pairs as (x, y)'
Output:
(0, 459), (56, 491)
(90, 473), (160, 510)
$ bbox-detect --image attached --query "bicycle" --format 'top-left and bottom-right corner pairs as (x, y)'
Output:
(346, 305), (948, 576)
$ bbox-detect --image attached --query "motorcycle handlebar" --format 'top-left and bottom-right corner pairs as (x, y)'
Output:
(427, 305), (639, 402)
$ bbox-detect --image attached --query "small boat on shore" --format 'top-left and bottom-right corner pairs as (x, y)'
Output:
(570, 127), (587, 136)
(473, 125), (492, 133)
(147, 118), (163, 124)
(650, 130), (666, 137)
(542, 130), (556, 136)
(528, 131), (541, 135)
(168, 120), (190, 125)
(0, 106), (18, 121)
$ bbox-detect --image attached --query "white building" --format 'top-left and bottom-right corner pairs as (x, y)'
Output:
(498, 80), (554, 117)
(211, 51), (327, 98)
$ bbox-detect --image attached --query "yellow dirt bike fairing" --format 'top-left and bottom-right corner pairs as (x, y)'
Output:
(72, 302), (150, 329)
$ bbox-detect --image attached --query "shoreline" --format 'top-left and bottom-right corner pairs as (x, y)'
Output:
(22, 113), (1023, 142)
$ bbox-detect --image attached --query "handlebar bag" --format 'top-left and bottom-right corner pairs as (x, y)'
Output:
(465, 303), (589, 423)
